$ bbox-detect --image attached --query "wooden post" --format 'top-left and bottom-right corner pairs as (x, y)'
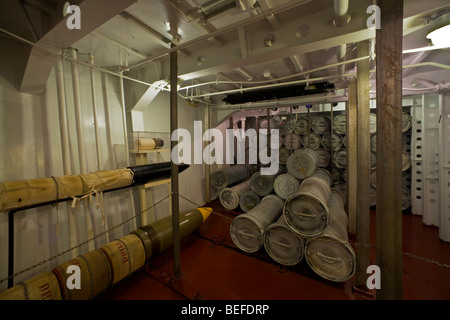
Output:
(356, 40), (371, 289)
(346, 79), (358, 235)
(376, 0), (404, 300)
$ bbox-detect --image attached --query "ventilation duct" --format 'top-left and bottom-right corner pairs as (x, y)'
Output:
(200, 0), (238, 24)
(223, 81), (335, 104)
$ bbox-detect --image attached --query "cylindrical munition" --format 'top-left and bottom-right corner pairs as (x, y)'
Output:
(219, 180), (251, 210)
(315, 148), (331, 168)
(312, 168), (333, 187)
(286, 149), (319, 179)
(273, 173), (300, 200)
(0, 272), (62, 300)
(230, 195), (284, 253)
(279, 147), (291, 165)
(284, 175), (331, 238)
(311, 116), (331, 135)
(264, 215), (305, 266)
(305, 189), (356, 282)
(0, 162), (189, 212)
(131, 207), (212, 260)
(333, 114), (347, 135)
(321, 133), (343, 151)
(295, 116), (309, 134)
(52, 249), (112, 300)
(301, 132), (322, 150)
(135, 137), (164, 151)
(283, 133), (302, 150)
(249, 170), (281, 197)
(239, 190), (261, 213)
(210, 165), (251, 190)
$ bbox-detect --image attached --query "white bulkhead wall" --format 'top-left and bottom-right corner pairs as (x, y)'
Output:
(0, 38), (206, 291)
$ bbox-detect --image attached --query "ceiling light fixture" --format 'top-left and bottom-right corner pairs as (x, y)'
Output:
(426, 24), (450, 48)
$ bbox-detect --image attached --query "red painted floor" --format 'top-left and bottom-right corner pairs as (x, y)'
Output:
(101, 201), (450, 300)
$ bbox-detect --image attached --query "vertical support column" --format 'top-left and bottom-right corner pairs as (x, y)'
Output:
(375, 0), (404, 300)
(410, 98), (424, 216)
(347, 79), (358, 235)
(8, 211), (14, 288)
(356, 40), (371, 289)
(170, 44), (181, 279)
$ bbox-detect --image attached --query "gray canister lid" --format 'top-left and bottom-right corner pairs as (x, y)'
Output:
(321, 133), (343, 151)
(402, 112), (412, 133)
(230, 214), (264, 253)
(333, 150), (347, 169)
(370, 113), (377, 134)
(279, 147), (291, 165)
(264, 216), (305, 266)
(286, 149), (319, 179)
(302, 132), (322, 150)
(220, 188), (240, 210)
(284, 192), (329, 237)
(315, 148), (331, 168)
(283, 133), (302, 150)
(333, 114), (347, 135)
(239, 190), (261, 213)
(311, 116), (331, 134)
(274, 173), (300, 200)
(250, 172), (276, 197)
(295, 116), (309, 134)
(305, 236), (356, 282)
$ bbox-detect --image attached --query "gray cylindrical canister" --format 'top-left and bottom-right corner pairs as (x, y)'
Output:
(311, 116), (331, 135)
(264, 215), (305, 266)
(283, 133), (302, 150)
(219, 180), (252, 210)
(239, 190), (261, 213)
(286, 149), (319, 179)
(284, 175), (331, 237)
(230, 195), (284, 253)
(250, 171), (279, 197)
(321, 133), (344, 151)
(333, 114), (347, 135)
(211, 165), (250, 190)
(402, 112), (411, 133)
(295, 116), (309, 134)
(312, 168), (333, 187)
(301, 132), (322, 150)
(331, 167), (343, 185)
(279, 147), (291, 165)
(315, 148), (331, 168)
(305, 189), (355, 282)
(273, 173), (300, 200)
(333, 150), (347, 169)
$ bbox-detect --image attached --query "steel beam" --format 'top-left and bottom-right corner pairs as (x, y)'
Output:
(375, 0), (404, 300)
(356, 40), (371, 290)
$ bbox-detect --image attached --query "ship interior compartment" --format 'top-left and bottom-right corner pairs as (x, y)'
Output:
(0, 0), (449, 302)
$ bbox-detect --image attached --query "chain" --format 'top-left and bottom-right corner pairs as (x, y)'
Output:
(0, 193), (172, 285)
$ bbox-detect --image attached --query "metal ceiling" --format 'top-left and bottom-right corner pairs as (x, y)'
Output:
(0, 0), (449, 104)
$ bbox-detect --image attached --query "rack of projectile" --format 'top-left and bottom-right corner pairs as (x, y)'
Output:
(211, 149), (355, 283)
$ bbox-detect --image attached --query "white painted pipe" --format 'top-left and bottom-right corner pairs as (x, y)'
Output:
(119, 48), (137, 231)
(89, 54), (110, 244)
(333, 0), (350, 27)
(55, 58), (72, 176)
(55, 57), (79, 259)
(70, 48), (95, 252)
